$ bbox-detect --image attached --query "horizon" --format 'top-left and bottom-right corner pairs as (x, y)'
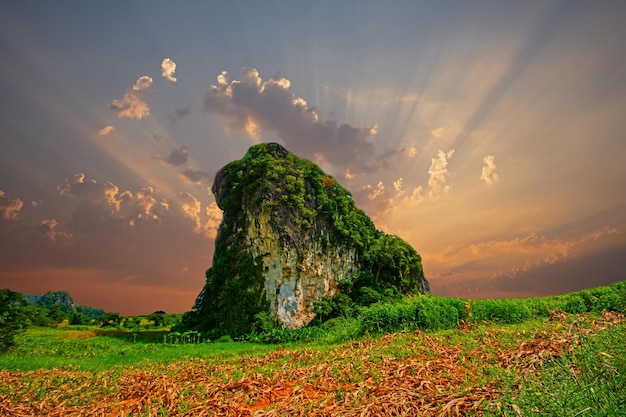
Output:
(1, 1), (625, 316)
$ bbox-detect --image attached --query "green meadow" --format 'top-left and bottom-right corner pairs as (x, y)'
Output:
(1, 281), (625, 416)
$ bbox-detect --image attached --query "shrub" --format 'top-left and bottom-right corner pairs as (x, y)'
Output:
(470, 298), (532, 324)
(0, 289), (27, 352)
(562, 295), (588, 314)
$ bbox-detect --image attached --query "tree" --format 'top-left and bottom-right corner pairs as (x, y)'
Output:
(47, 304), (66, 324)
(148, 312), (166, 327)
(70, 312), (89, 325)
(98, 312), (122, 327)
(0, 289), (28, 352)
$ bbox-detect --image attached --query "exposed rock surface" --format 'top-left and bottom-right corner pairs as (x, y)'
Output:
(190, 143), (429, 333)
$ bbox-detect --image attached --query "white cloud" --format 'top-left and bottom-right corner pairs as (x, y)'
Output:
(109, 76), (153, 120)
(204, 201), (223, 239)
(98, 125), (116, 136)
(363, 181), (385, 200)
(480, 155), (499, 185)
(161, 58), (177, 82)
(0, 190), (23, 221)
(203, 68), (388, 175)
(428, 149), (455, 198)
(393, 177), (404, 193)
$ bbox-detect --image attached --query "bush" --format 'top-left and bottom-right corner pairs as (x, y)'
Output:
(214, 335), (234, 343)
(415, 296), (465, 330)
(470, 299), (532, 324)
(562, 295), (588, 314)
(0, 289), (27, 352)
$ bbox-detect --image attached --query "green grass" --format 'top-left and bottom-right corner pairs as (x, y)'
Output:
(1, 312), (624, 415)
(1, 282), (625, 415)
(0, 326), (279, 372)
(495, 319), (626, 416)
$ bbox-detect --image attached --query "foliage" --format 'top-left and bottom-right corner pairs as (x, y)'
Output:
(189, 143), (428, 337)
(0, 289), (28, 352)
(98, 312), (122, 328)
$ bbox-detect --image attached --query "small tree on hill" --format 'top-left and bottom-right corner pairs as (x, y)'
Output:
(0, 289), (28, 352)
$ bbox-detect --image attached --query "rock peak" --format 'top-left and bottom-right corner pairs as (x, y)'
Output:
(190, 143), (429, 334)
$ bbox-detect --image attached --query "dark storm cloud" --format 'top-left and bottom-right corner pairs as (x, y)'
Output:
(203, 68), (387, 176)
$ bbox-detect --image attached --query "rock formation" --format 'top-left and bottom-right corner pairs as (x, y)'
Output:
(189, 143), (429, 334)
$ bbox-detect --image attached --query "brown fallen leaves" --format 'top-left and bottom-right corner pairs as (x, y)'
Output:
(1, 311), (623, 417)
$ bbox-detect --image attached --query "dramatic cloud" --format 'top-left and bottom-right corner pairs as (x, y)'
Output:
(203, 68), (386, 175)
(353, 177), (425, 224)
(427, 150), (455, 198)
(98, 125), (116, 136)
(154, 145), (189, 166)
(0, 190), (23, 221)
(109, 75), (153, 119)
(168, 106), (191, 126)
(161, 58), (177, 82)
(427, 226), (625, 298)
(0, 175), (223, 313)
(181, 168), (212, 184)
(57, 173), (125, 233)
(480, 155), (499, 185)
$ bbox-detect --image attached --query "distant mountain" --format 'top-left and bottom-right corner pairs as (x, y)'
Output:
(24, 290), (105, 319)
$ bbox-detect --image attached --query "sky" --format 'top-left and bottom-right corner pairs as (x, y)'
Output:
(1, 1), (625, 315)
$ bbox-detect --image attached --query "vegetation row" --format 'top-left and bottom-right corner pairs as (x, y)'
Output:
(2, 280), (624, 353)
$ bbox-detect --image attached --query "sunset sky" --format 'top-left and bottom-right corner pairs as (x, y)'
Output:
(1, 1), (625, 315)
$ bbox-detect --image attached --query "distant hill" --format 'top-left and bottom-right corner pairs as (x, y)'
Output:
(24, 290), (105, 319)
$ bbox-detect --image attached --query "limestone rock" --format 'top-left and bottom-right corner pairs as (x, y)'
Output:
(190, 143), (429, 333)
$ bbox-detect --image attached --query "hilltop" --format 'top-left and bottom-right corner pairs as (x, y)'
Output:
(23, 290), (105, 319)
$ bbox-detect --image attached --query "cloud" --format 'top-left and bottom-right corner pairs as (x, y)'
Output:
(1, 174), (222, 314)
(35, 218), (71, 242)
(427, 149), (455, 198)
(427, 226), (625, 298)
(168, 106), (191, 126)
(57, 173), (125, 233)
(400, 147), (418, 159)
(181, 168), (212, 184)
(363, 181), (385, 200)
(168, 192), (202, 233)
(204, 202), (223, 239)
(109, 76), (153, 119)
(153, 145), (189, 166)
(98, 125), (116, 136)
(480, 155), (499, 185)
(0, 190), (23, 221)
(203, 68), (389, 175)
(161, 58), (177, 82)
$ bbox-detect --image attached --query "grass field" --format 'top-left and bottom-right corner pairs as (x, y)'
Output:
(1, 310), (624, 416)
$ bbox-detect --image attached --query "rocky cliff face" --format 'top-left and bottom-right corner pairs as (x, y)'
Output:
(190, 143), (429, 333)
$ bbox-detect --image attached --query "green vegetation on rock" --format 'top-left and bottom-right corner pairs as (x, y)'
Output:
(183, 143), (429, 336)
